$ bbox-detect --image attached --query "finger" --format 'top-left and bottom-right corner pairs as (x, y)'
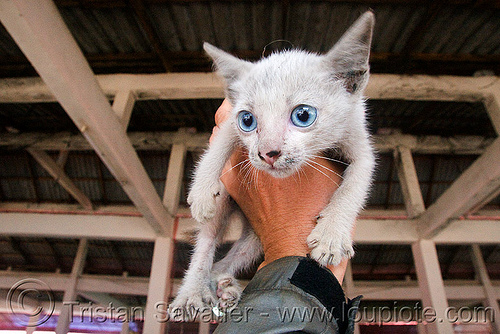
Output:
(215, 99), (232, 126)
(219, 147), (247, 191)
(209, 125), (219, 144)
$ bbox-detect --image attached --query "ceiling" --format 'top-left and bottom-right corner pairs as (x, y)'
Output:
(0, 0), (499, 308)
(0, 0), (499, 77)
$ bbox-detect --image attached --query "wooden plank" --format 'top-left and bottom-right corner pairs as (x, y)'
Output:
(394, 146), (425, 218)
(1, 73), (499, 103)
(0, 0), (171, 235)
(163, 141), (187, 215)
(412, 240), (454, 334)
(55, 238), (88, 334)
(27, 148), (93, 210)
(143, 237), (175, 334)
(112, 90), (136, 129)
(419, 138), (500, 238)
(470, 245), (500, 334)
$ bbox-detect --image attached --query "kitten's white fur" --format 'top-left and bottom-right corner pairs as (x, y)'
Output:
(170, 12), (376, 318)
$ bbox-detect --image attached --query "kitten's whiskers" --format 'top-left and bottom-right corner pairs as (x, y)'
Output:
(219, 158), (250, 179)
(310, 154), (350, 167)
(304, 160), (341, 188)
(305, 155), (345, 180)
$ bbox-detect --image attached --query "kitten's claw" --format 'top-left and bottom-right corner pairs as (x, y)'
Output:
(169, 286), (216, 321)
(214, 274), (242, 311)
(307, 227), (354, 267)
(188, 182), (221, 222)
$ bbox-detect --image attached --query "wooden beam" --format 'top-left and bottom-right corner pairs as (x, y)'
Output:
(143, 237), (174, 334)
(0, 0), (171, 235)
(1, 73), (499, 103)
(2, 205), (499, 244)
(418, 138), (500, 238)
(470, 245), (500, 334)
(25, 152), (40, 203)
(412, 239), (454, 334)
(27, 148), (93, 210)
(394, 146), (425, 218)
(111, 90), (136, 130)
(56, 238), (88, 334)
(7, 236), (32, 266)
(163, 139), (188, 215)
(0, 211), (157, 241)
(56, 149), (69, 167)
(484, 84), (500, 135)
(0, 270), (497, 303)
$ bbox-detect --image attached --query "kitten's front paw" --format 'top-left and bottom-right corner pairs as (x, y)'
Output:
(307, 226), (354, 267)
(188, 182), (221, 222)
(169, 286), (216, 322)
(214, 275), (242, 311)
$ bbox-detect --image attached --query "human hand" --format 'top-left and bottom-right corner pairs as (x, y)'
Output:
(212, 100), (349, 283)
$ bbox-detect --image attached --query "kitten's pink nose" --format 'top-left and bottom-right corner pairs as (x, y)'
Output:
(259, 150), (281, 166)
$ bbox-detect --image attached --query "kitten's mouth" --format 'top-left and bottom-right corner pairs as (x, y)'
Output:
(261, 160), (298, 178)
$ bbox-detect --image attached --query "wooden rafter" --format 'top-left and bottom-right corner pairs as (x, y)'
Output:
(25, 152), (40, 203)
(418, 138), (500, 238)
(0, 0), (172, 235)
(383, 155), (395, 209)
(7, 236), (32, 266)
(1, 52), (500, 77)
(27, 148), (93, 210)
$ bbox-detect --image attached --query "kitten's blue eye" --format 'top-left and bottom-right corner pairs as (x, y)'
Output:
(237, 111), (257, 132)
(291, 105), (317, 127)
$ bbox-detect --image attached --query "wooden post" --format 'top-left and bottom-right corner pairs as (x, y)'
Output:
(163, 142), (187, 215)
(470, 245), (500, 334)
(412, 239), (454, 334)
(112, 90), (136, 130)
(56, 238), (88, 334)
(143, 236), (175, 334)
(394, 146), (425, 218)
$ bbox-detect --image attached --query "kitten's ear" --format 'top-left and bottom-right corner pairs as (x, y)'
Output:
(326, 11), (375, 94)
(204, 42), (252, 102)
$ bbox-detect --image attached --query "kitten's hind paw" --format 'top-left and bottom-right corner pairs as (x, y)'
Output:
(307, 228), (354, 267)
(169, 287), (216, 322)
(215, 275), (242, 311)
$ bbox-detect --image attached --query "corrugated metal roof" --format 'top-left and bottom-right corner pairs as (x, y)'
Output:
(59, 6), (152, 54)
(1, 1), (499, 76)
(416, 6), (500, 55)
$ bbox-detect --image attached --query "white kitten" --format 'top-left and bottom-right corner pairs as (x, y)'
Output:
(170, 11), (376, 318)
